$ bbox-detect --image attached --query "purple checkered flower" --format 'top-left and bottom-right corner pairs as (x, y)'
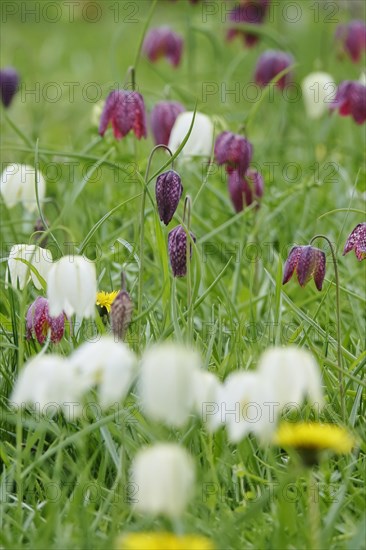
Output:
(283, 246), (326, 291)
(99, 90), (147, 140)
(254, 50), (294, 89)
(143, 27), (184, 67)
(215, 131), (253, 176)
(0, 67), (19, 108)
(227, 168), (264, 212)
(156, 170), (183, 225)
(335, 20), (366, 63)
(330, 80), (366, 125)
(227, 1), (271, 47)
(26, 296), (65, 344)
(168, 225), (196, 277)
(150, 101), (185, 146)
(343, 223), (366, 261)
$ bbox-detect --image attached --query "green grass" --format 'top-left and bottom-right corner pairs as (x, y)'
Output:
(1, 1), (365, 548)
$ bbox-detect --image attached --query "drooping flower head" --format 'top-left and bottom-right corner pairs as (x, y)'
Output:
(335, 20), (366, 63)
(168, 111), (214, 159)
(99, 89), (147, 140)
(111, 289), (133, 341)
(301, 72), (336, 119)
(227, 0), (271, 47)
(330, 80), (366, 124)
(26, 296), (65, 344)
(155, 170), (183, 225)
(150, 101), (185, 146)
(6, 244), (52, 290)
(214, 131), (253, 176)
(227, 168), (264, 213)
(168, 225), (196, 277)
(0, 67), (19, 108)
(343, 222), (366, 260)
(282, 245), (326, 291)
(254, 50), (294, 89)
(143, 26), (184, 67)
(0, 163), (46, 213)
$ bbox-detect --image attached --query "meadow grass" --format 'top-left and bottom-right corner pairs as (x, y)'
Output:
(0, 1), (365, 548)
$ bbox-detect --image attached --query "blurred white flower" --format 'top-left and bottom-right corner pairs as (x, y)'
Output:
(0, 163), (46, 212)
(139, 343), (201, 427)
(6, 244), (53, 290)
(257, 346), (324, 410)
(217, 371), (274, 443)
(168, 111), (214, 158)
(69, 336), (137, 409)
(47, 255), (97, 318)
(11, 355), (82, 414)
(301, 72), (335, 119)
(193, 370), (221, 432)
(131, 443), (195, 518)
(91, 100), (105, 127)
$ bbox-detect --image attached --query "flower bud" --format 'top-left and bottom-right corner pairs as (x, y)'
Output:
(155, 170), (183, 225)
(168, 225), (196, 277)
(0, 67), (19, 108)
(150, 101), (185, 146)
(110, 290), (133, 341)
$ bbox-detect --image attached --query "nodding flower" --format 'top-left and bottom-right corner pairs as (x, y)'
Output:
(155, 170), (183, 225)
(282, 245), (326, 291)
(0, 67), (19, 107)
(150, 101), (185, 146)
(227, 1), (271, 48)
(254, 50), (294, 89)
(26, 296), (65, 345)
(143, 27), (183, 67)
(99, 89), (147, 140)
(214, 131), (253, 176)
(330, 80), (366, 125)
(343, 223), (366, 261)
(335, 20), (366, 63)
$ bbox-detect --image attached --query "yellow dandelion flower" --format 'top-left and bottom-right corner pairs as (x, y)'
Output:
(274, 422), (355, 455)
(96, 290), (119, 313)
(116, 532), (215, 550)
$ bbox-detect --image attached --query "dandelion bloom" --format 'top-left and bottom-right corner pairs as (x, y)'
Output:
(143, 27), (183, 67)
(254, 50), (294, 89)
(330, 80), (366, 124)
(155, 170), (183, 225)
(335, 20), (366, 63)
(343, 222), (366, 260)
(117, 532), (214, 550)
(99, 89), (147, 140)
(0, 67), (19, 107)
(131, 444), (195, 518)
(96, 290), (118, 313)
(227, 0), (271, 47)
(26, 296), (65, 344)
(282, 245), (326, 291)
(273, 422), (355, 466)
(150, 101), (185, 146)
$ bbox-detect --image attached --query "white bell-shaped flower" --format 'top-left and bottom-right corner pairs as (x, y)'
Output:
(168, 111), (214, 158)
(131, 443), (195, 518)
(6, 244), (52, 290)
(302, 72), (335, 119)
(193, 370), (221, 432)
(69, 336), (137, 409)
(139, 343), (201, 427)
(47, 255), (97, 318)
(0, 163), (46, 212)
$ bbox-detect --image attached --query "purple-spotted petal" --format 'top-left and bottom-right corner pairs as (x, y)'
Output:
(282, 246), (302, 285)
(150, 101), (185, 146)
(168, 225), (196, 277)
(343, 223), (366, 261)
(155, 170), (183, 225)
(313, 249), (326, 291)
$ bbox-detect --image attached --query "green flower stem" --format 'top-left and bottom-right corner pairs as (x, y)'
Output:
(183, 195), (193, 341)
(137, 145), (173, 332)
(307, 469), (321, 550)
(310, 234), (345, 421)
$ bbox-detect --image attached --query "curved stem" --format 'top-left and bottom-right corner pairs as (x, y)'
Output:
(310, 234), (345, 421)
(137, 145), (174, 330)
(183, 195), (193, 340)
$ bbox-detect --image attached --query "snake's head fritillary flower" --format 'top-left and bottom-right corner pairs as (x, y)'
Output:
(214, 131), (253, 176)
(330, 80), (366, 124)
(6, 244), (52, 290)
(227, 168), (264, 212)
(155, 170), (183, 225)
(282, 245), (326, 291)
(99, 90), (147, 140)
(168, 111), (214, 159)
(343, 222), (366, 260)
(335, 20), (366, 63)
(227, 1), (271, 47)
(254, 50), (294, 89)
(47, 255), (97, 318)
(150, 101), (185, 146)
(26, 296), (65, 345)
(0, 163), (46, 213)
(168, 225), (196, 277)
(301, 72), (336, 119)
(131, 443), (195, 518)
(111, 289), (133, 341)
(0, 67), (19, 108)
(143, 26), (184, 67)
